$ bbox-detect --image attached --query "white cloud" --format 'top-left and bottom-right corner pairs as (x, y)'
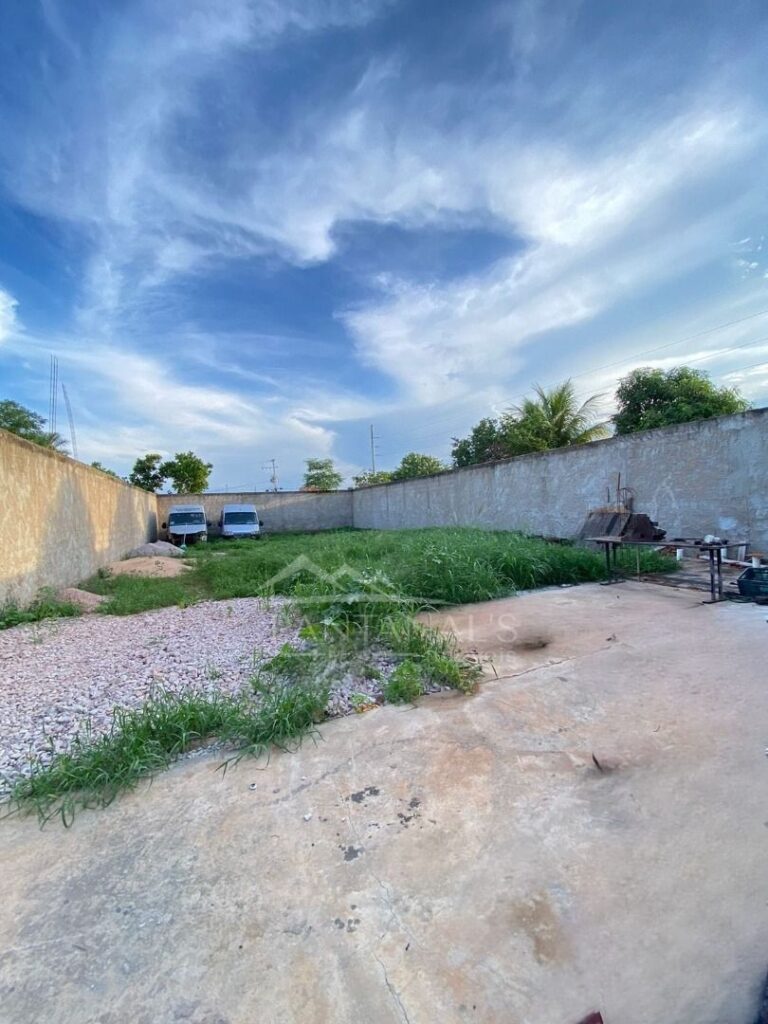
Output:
(343, 109), (760, 405)
(3, 0), (768, 481)
(0, 288), (18, 344)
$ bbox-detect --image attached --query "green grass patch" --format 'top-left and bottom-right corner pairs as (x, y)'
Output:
(6, 528), (675, 819)
(0, 589), (81, 631)
(82, 573), (206, 615)
(8, 676), (330, 826)
(383, 661), (423, 704)
(82, 527), (674, 614)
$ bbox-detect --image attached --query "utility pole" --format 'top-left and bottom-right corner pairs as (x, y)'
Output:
(61, 381), (78, 460)
(262, 458), (279, 492)
(369, 424), (378, 474)
(48, 355), (59, 434)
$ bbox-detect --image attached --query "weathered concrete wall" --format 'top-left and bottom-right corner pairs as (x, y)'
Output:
(352, 410), (768, 550)
(156, 490), (354, 537)
(0, 429), (158, 606)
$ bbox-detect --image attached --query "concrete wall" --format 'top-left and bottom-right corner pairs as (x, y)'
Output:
(352, 410), (768, 550)
(0, 429), (158, 606)
(156, 490), (354, 537)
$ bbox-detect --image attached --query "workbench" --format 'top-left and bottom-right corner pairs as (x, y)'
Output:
(588, 536), (747, 604)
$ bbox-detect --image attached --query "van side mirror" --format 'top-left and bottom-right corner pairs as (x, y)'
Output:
(161, 522), (167, 529)
(259, 519), (264, 527)
(206, 520), (212, 529)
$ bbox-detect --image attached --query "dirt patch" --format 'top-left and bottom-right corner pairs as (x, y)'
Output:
(55, 587), (109, 611)
(107, 556), (193, 578)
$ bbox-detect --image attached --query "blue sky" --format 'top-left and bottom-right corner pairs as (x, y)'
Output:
(1, 0), (768, 489)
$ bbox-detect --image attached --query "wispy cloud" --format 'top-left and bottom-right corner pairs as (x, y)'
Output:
(1, 0), (767, 483)
(0, 289), (18, 344)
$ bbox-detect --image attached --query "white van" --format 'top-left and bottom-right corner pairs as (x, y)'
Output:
(219, 504), (262, 539)
(163, 504), (208, 545)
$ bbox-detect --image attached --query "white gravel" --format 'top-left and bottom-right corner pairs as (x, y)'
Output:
(0, 598), (394, 793)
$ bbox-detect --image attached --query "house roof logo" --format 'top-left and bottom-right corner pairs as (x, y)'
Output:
(258, 555), (445, 606)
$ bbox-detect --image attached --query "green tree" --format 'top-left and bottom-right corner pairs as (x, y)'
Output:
(451, 381), (608, 467)
(452, 417), (507, 467)
(509, 380), (609, 451)
(90, 461), (120, 478)
(614, 366), (750, 435)
(353, 470), (394, 487)
(128, 453), (166, 492)
(0, 399), (67, 450)
(302, 458), (343, 491)
(160, 451), (213, 494)
(391, 452), (447, 480)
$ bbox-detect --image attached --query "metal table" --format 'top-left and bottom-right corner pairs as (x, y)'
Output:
(588, 536), (747, 604)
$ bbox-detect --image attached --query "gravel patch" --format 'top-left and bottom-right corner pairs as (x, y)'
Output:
(0, 598), (397, 794)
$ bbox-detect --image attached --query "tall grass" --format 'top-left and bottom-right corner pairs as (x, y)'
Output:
(183, 528), (674, 610)
(67, 527), (675, 616)
(8, 678), (330, 825)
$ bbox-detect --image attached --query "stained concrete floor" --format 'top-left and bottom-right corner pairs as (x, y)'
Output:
(1, 583), (767, 1024)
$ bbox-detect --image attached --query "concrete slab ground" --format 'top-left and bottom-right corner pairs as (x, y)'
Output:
(1, 582), (767, 1024)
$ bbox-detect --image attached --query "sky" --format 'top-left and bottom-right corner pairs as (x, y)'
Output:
(1, 0), (768, 490)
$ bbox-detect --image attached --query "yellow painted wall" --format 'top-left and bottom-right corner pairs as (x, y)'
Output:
(0, 429), (157, 606)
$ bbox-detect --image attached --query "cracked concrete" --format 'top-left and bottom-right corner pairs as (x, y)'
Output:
(1, 582), (767, 1024)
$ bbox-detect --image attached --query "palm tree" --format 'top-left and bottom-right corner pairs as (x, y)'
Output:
(39, 430), (69, 452)
(510, 380), (610, 451)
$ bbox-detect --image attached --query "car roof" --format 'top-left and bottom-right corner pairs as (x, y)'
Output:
(222, 503), (257, 512)
(169, 504), (205, 512)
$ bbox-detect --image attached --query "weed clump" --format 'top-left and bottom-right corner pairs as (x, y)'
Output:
(8, 674), (331, 826)
(0, 589), (81, 631)
(383, 661), (423, 704)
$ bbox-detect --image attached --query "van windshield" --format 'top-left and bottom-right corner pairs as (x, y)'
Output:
(224, 512), (257, 524)
(169, 512), (205, 525)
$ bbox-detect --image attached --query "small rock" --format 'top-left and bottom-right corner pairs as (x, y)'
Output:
(303, 812), (313, 822)
(126, 541), (185, 559)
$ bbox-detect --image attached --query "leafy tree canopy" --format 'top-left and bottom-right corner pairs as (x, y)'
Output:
(0, 399), (67, 450)
(353, 470), (394, 487)
(452, 381), (608, 467)
(614, 367), (750, 435)
(391, 452), (447, 480)
(160, 451), (213, 494)
(302, 458), (343, 491)
(128, 453), (166, 492)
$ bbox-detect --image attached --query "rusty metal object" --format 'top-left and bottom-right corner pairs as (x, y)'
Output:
(578, 510), (665, 543)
